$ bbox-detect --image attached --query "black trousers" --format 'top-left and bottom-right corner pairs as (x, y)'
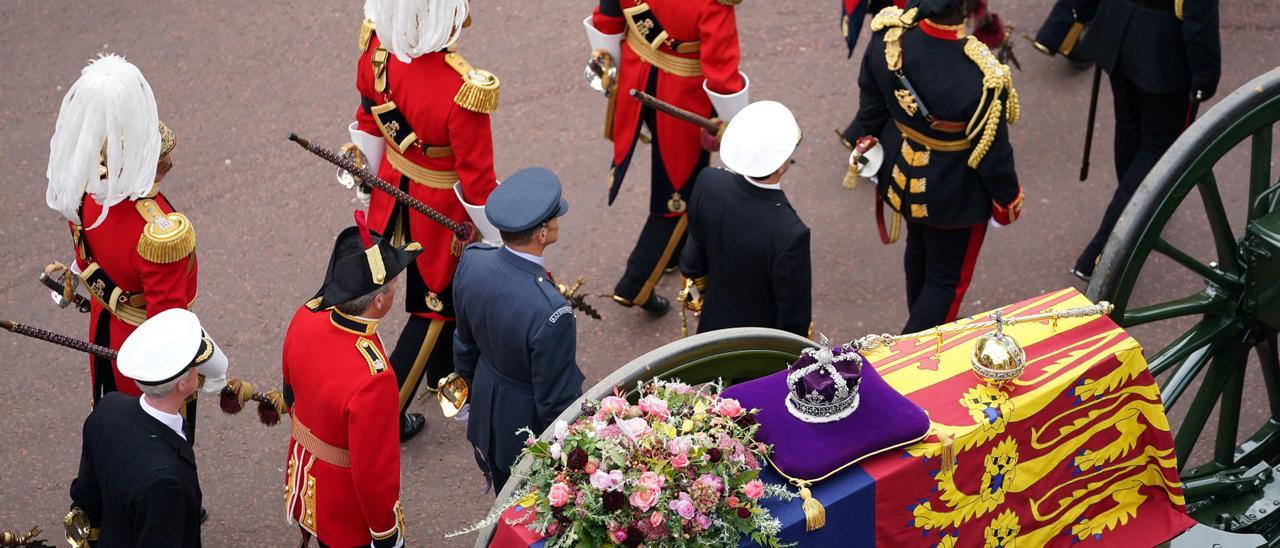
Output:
(903, 221), (988, 334)
(389, 315), (455, 416)
(1075, 72), (1191, 275)
(613, 75), (709, 304)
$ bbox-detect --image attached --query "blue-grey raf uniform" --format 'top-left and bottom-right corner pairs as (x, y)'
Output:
(453, 167), (584, 492)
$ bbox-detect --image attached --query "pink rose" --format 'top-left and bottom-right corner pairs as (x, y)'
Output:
(637, 471), (665, 492)
(670, 452), (689, 468)
(668, 492), (696, 519)
(553, 420), (569, 442)
(610, 527), (627, 544)
(630, 485), (660, 511)
(695, 513), (712, 530)
(590, 469), (624, 491)
(600, 396), (629, 417)
(742, 479), (765, 500)
(524, 436), (536, 447)
(548, 482), (573, 507)
(667, 436), (692, 456)
(727, 495), (740, 508)
(549, 442), (562, 461)
(618, 417), (652, 442)
(650, 511), (665, 527)
(638, 395), (670, 419)
(584, 461), (598, 475)
(715, 397), (744, 418)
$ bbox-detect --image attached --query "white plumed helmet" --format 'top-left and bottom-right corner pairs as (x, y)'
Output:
(372, 0), (471, 63)
(46, 54), (160, 228)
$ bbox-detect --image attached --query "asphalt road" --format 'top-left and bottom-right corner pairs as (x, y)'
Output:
(1, 1), (1277, 545)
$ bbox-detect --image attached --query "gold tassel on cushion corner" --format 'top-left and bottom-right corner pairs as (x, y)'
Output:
(939, 429), (956, 473)
(798, 485), (826, 531)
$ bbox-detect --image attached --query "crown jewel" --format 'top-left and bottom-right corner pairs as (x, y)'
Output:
(785, 334), (865, 423)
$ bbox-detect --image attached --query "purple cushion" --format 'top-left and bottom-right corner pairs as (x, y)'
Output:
(723, 363), (930, 481)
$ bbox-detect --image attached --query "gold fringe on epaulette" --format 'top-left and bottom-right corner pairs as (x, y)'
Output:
(137, 213), (197, 264)
(871, 6), (916, 32)
(798, 486), (826, 531)
(359, 18), (375, 51)
(962, 36), (1018, 168)
(454, 74), (500, 114)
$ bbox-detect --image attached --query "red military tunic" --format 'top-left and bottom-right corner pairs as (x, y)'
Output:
(593, 0), (745, 205)
(354, 35), (499, 319)
(70, 193), (198, 399)
(282, 304), (403, 546)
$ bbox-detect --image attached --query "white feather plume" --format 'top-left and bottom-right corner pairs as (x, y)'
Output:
(372, 0), (470, 63)
(46, 54), (160, 228)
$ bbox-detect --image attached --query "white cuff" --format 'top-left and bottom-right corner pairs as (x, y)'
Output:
(196, 335), (229, 394)
(704, 72), (750, 121)
(583, 16), (623, 65)
(348, 122), (385, 177)
(455, 181), (502, 246)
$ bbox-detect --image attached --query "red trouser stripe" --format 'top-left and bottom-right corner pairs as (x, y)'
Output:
(945, 224), (987, 322)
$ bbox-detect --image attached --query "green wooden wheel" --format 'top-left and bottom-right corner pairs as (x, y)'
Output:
(1086, 68), (1280, 536)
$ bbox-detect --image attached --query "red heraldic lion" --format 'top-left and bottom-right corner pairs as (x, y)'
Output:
(282, 304), (404, 547)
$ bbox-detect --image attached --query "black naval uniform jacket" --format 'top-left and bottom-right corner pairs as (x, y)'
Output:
(844, 15), (1021, 229)
(1078, 0), (1220, 98)
(680, 167), (812, 337)
(69, 392), (201, 548)
(453, 245), (585, 489)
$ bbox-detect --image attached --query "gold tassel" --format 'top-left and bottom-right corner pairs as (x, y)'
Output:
(453, 73), (501, 114)
(358, 18), (375, 51)
(799, 486), (826, 531)
(841, 163), (860, 190)
(939, 430), (956, 474)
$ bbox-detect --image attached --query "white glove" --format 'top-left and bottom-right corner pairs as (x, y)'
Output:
(196, 335), (229, 394)
(453, 403), (470, 422)
(583, 16), (623, 65)
(355, 187), (372, 209)
(989, 217), (1002, 229)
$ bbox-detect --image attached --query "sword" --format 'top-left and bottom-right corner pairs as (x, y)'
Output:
(38, 263), (91, 313)
(629, 89), (721, 133)
(0, 319), (287, 425)
(288, 133), (479, 252)
(557, 277), (603, 320)
(1079, 65), (1102, 181)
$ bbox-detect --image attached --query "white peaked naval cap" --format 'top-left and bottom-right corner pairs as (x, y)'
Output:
(719, 101), (801, 179)
(118, 308), (207, 385)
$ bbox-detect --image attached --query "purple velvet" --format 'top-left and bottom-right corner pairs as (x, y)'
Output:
(724, 363), (930, 481)
(790, 348), (864, 401)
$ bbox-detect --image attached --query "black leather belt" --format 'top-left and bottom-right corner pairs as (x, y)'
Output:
(1129, 0), (1174, 12)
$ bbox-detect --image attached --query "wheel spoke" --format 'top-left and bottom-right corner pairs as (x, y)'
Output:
(1256, 328), (1280, 419)
(1214, 353), (1247, 466)
(1195, 173), (1240, 272)
(1148, 318), (1237, 376)
(1161, 345), (1214, 409)
(1153, 237), (1242, 291)
(1248, 124), (1275, 221)
(1122, 290), (1230, 327)
(1175, 330), (1252, 469)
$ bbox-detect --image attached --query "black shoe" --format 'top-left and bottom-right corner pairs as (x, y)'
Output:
(1069, 267), (1092, 283)
(399, 413), (426, 443)
(640, 294), (670, 317)
(200, 508), (209, 525)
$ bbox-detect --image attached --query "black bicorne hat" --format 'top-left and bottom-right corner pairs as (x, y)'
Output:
(310, 211), (422, 310)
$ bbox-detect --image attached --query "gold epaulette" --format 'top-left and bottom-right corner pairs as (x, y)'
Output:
(359, 18), (375, 51)
(962, 36), (1019, 169)
(134, 199), (196, 264)
(444, 52), (500, 114)
(716, 0), (743, 6)
(870, 6), (917, 32)
(873, 7), (918, 72)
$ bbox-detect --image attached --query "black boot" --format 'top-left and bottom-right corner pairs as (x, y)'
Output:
(640, 294), (670, 317)
(399, 413), (426, 443)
